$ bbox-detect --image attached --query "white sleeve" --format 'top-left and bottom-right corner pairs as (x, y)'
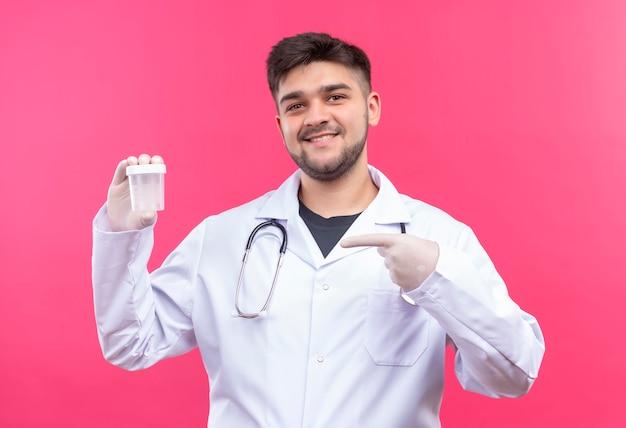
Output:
(407, 226), (545, 398)
(91, 205), (199, 371)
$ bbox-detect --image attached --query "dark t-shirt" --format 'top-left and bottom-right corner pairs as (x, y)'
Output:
(299, 200), (361, 258)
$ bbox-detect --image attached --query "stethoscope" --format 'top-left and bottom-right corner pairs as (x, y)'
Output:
(233, 220), (416, 319)
(234, 220), (287, 319)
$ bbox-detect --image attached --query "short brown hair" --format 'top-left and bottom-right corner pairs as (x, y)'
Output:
(266, 32), (372, 100)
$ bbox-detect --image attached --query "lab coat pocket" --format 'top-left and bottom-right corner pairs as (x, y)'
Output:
(364, 289), (430, 366)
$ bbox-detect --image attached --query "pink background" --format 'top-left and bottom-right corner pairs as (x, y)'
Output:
(1, 1), (625, 426)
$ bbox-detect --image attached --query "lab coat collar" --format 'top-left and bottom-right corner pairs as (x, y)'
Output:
(256, 168), (302, 222)
(255, 165), (412, 267)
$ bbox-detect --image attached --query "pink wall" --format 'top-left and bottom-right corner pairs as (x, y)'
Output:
(1, 1), (624, 426)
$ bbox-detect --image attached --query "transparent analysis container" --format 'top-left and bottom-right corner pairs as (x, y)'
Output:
(126, 163), (167, 211)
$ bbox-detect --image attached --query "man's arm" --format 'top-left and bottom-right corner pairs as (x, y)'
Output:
(92, 154), (198, 370)
(341, 227), (545, 397)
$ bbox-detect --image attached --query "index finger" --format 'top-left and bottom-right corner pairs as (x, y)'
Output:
(340, 233), (398, 249)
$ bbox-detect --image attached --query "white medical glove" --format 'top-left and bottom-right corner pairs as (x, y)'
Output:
(106, 154), (164, 232)
(341, 233), (439, 291)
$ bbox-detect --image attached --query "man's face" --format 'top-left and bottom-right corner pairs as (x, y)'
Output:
(275, 61), (381, 182)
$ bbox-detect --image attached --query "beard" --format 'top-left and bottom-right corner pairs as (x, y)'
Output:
(288, 120), (369, 183)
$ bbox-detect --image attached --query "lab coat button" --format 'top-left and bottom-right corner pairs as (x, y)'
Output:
(316, 356), (325, 363)
(322, 284), (330, 290)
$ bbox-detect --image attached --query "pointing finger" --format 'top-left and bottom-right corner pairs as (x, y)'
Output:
(340, 233), (398, 249)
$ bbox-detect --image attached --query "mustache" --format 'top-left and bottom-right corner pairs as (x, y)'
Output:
(298, 125), (343, 141)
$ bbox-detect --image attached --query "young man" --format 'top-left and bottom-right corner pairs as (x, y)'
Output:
(93, 32), (544, 427)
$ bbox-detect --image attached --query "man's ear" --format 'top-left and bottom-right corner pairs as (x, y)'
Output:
(367, 91), (381, 126)
(275, 115), (286, 145)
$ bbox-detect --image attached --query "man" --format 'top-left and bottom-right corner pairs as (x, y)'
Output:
(93, 32), (544, 427)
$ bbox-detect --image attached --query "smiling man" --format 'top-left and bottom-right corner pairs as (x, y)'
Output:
(92, 32), (545, 427)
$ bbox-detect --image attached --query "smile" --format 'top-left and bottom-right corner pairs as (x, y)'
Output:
(299, 125), (342, 143)
(307, 134), (336, 143)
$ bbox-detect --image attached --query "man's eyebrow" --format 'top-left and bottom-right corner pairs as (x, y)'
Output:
(279, 90), (304, 105)
(320, 83), (352, 93)
(278, 83), (353, 105)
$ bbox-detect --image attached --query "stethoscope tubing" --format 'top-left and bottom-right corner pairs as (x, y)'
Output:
(234, 220), (287, 319)
(234, 220), (415, 319)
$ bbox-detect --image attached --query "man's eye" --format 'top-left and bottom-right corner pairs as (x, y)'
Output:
(328, 94), (345, 102)
(286, 103), (304, 112)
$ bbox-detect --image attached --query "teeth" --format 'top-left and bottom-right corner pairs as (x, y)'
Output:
(309, 135), (334, 142)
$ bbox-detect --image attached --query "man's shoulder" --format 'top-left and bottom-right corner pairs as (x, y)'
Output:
(205, 190), (278, 223)
(399, 194), (469, 231)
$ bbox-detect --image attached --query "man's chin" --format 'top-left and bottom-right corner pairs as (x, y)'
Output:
(299, 161), (351, 182)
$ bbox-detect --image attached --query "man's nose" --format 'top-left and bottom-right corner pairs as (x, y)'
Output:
(303, 100), (330, 126)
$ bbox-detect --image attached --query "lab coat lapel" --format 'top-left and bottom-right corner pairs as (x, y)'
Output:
(325, 167), (412, 264)
(286, 216), (323, 268)
(324, 207), (384, 264)
(255, 169), (319, 268)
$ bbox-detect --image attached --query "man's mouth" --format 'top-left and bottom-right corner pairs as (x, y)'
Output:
(307, 133), (336, 143)
(300, 126), (342, 143)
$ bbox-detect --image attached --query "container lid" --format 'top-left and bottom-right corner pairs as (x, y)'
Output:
(126, 164), (167, 175)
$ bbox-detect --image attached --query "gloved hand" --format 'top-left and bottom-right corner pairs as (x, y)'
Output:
(341, 233), (439, 291)
(106, 154), (164, 231)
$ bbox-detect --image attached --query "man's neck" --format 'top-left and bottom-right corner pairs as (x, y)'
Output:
(298, 165), (379, 218)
